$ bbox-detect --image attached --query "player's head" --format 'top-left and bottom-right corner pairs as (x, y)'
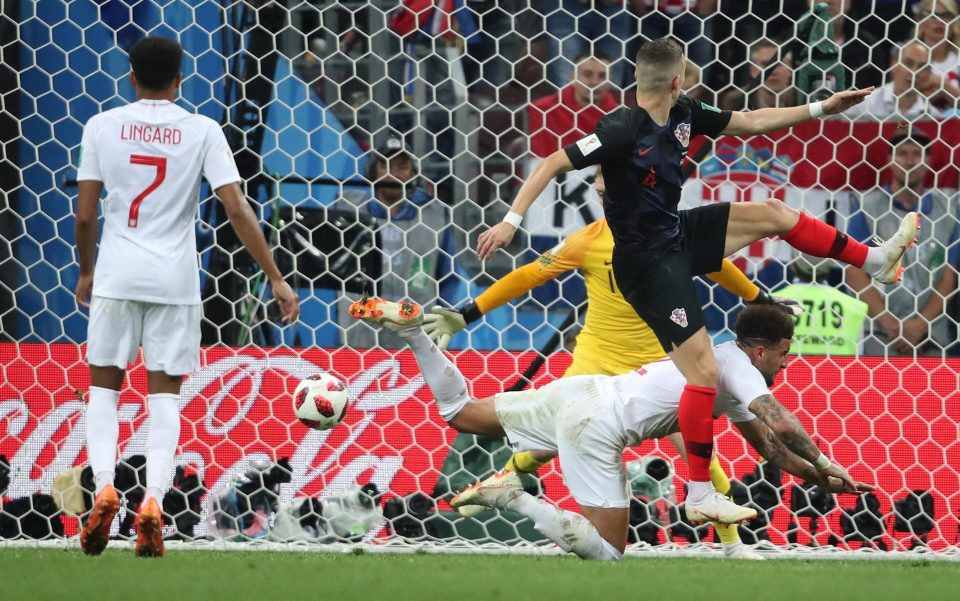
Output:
(634, 38), (685, 101)
(594, 166), (605, 201)
(572, 50), (612, 105)
(889, 128), (931, 191)
(734, 305), (795, 386)
(129, 36), (183, 93)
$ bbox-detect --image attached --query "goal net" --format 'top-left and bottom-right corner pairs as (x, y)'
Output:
(2, 0), (959, 558)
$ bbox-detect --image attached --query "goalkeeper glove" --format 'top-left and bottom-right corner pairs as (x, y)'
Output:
(748, 290), (804, 316)
(422, 302), (482, 351)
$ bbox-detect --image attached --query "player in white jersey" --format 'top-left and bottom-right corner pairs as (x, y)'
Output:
(349, 298), (872, 560)
(74, 36), (300, 558)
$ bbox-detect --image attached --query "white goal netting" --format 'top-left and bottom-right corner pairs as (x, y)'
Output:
(2, 0), (960, 558)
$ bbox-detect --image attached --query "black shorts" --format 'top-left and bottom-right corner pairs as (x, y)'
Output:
(612, 202), (731, 352)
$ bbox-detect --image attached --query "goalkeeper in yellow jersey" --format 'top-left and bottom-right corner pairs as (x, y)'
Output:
(423, 169), (800, 559)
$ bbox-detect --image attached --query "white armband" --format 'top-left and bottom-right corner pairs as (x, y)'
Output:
(814, 453), (832, 471)
(503, 211), (524, 229)
(808, 101), (824, 119)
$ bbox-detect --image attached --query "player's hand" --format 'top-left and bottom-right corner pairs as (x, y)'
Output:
(75, 273), (94, 308)
(422, 307), (468, 351)
(477, 222), (518, 261)
(821, 475), (875, 494)
(821, 88), (875, 115)
(271, 280), (300, 323)
(820, 463), (857, 492)
(749, 291), (803, 316)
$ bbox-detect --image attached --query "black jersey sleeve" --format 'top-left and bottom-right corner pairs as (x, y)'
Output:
(563, 108), (635, 169)
(680, 95), (733, 139)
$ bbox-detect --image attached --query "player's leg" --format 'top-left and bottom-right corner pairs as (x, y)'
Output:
(495, 353), (608, 481)
(614, 248), (724, 503)
(454, 382), (629, 560)
(724, 199), (920, 284)
(80, 297), (141, 556)
(450, 470), (627, 560)
(348, 297), (506, 436)
(668, 432), (762, 560)
(135, 302), (200, 558)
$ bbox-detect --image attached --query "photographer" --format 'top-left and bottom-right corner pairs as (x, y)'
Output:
(334, 137), (452, 349)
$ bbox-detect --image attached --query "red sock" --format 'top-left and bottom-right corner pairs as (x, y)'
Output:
(781, 212), (868, 268)
(678, 384), (716, 482)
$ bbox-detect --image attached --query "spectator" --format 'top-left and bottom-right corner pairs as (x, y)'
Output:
(528, 50), (620, 159)
(822, 0), (890, 89)
(845, 129), (960, 357)
(335, 137), (452, 349)
(544, 0), (637, 89)
(719, 38), (795, 111)
(636, 0), (717, 69)
(912, 0), (960, 111)
(913, 0), (960, 81)
(842, 40), (944, 120)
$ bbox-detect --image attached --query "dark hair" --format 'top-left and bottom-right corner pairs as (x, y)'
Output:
(635, 38), (684, 70)
(734, 304), (795, 346)
(129, 36), (183, 91)
(574, 48), (613, 65)
(890, 127), (932, 151)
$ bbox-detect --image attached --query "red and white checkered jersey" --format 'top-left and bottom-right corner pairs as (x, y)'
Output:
(76, 100), (241, 305)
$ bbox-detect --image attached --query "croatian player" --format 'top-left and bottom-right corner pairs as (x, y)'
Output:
(74, 36), (300, 557)
(477, 38), (916, 524)
(424, 168), (800, 558)
(350, 297), (872, 560)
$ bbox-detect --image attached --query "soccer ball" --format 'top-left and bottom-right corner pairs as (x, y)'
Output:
(293, 373), (350, 430)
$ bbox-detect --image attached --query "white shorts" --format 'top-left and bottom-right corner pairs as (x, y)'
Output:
(86, 296), (201, 376)
(495, 376), (630, 509)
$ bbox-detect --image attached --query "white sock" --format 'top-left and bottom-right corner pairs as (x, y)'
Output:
(504, 492), (622, 561)
(863, 246), (885, 275)
(687, 480), (716, 504)
(145, 393), (181, 509)
(86, 386), (120, 494)
(400, 328), (470, 421)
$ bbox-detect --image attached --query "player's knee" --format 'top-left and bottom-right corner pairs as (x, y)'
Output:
(759, 198), (799, 233)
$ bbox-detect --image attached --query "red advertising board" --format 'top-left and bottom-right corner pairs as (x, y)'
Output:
(2, 343), (959, 551)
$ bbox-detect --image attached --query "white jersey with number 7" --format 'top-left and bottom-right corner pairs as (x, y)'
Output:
(76, 99), (241, 305)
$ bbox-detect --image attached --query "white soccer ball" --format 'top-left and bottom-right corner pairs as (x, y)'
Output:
(293, 373), (350, 430)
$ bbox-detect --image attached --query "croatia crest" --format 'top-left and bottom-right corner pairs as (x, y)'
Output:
(670, 307), (688, 328)
(674, 122), (691, 147)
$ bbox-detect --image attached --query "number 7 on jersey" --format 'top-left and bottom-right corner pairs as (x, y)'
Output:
(128, 154), (167, 228)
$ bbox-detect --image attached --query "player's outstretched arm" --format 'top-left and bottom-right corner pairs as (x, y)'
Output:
(721, 88), (874, 136)
(749, 394), (860, 489)
(735, 418), (873, 494)
(476, 149), (574, 260)
(215, 183), (300, 323)
(74, 180), (104, 308)
(425, 258), (571, 349)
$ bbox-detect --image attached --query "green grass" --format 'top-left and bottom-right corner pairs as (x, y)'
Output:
(2, 548), (960, 601)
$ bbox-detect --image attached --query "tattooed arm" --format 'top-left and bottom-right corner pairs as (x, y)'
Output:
(734, 419), (873, 494)
(749, 394), (859, 490)
(748, 395), (822, 463)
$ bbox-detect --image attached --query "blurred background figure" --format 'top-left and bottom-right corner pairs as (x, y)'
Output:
(545, 0), (638, 90)
(719, 38), (796, 110)
(335, 137), (452, 349)
(844, 129), (960, 357)
(529, 51), (620, 159)
(842, 40), (945, 120)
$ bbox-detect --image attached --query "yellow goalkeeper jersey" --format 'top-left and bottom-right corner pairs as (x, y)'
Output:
(476, 218), (665, 375)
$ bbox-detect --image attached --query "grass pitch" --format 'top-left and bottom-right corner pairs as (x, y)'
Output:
(2, 548), (959, 601)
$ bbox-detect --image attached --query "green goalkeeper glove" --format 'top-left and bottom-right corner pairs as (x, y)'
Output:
(748, 290), (804, 316)
(422, 302), (482, 351)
